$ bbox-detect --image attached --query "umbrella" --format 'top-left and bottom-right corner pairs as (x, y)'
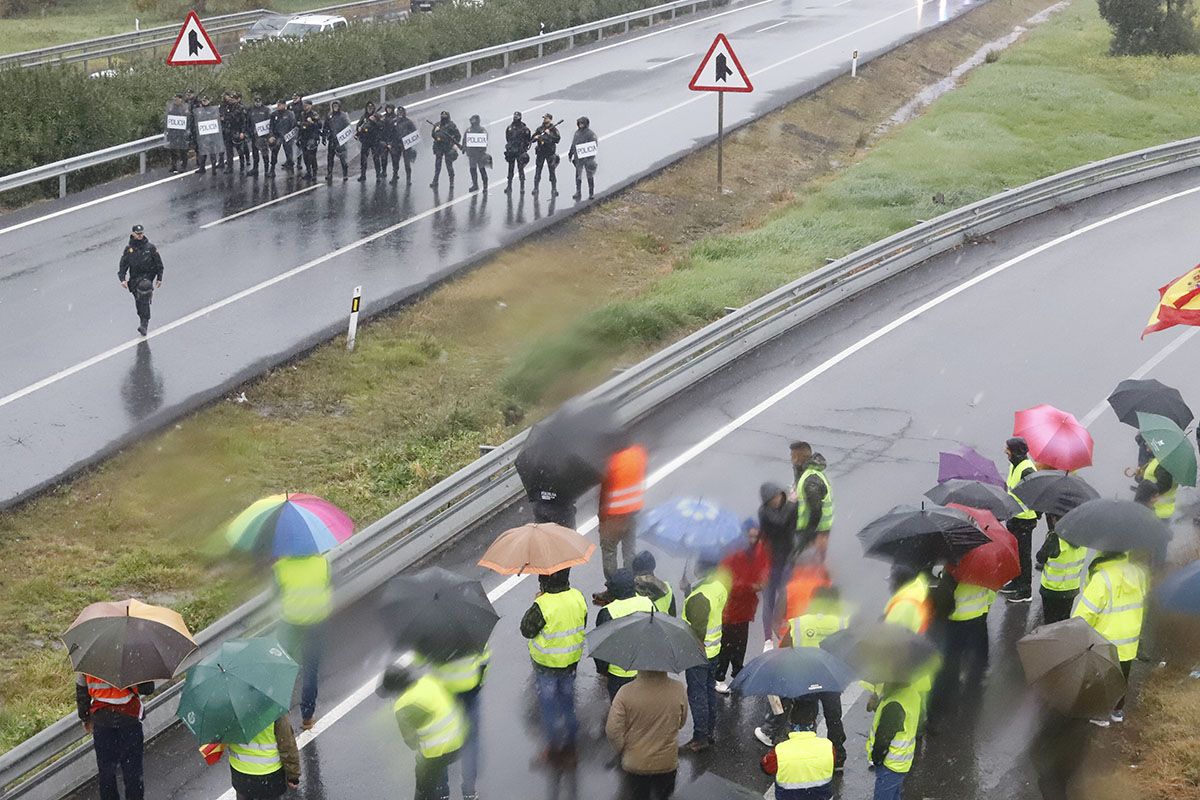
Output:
(225, 493), (354, 557)
(177, 637), (299, 743)
(1138, 411), (1198, 487)
(1152, 560), (1200, 614)
(638, 497), (742, 558)
(1013, 404), (1094, 471)
(821, 623), (939, 684)
(62, 599), (196, 687)
(729, 646), (856, 698)
(937, 446), (1005, 487)
(858, 504), (990, 565)
(673, 773), (764, 800)
(1011, 470), (1100, 517)
(1017, 618), (1125, 718)
(1108, 378), (1194, 429)
(1056, 498), (1169, 552)
(924, 479), (1022, 518)
(515, 398), (624, 503)
(944, 504), (1019, 590)
(586, 609), (707, 672)
(378, 567), (499, 661)
(477, 522), (595, 575)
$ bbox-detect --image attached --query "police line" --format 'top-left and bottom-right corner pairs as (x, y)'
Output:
(0, 0), (727, 201)
(4, 127), (1200, 800)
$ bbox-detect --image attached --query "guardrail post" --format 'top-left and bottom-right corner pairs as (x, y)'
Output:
(379, 86), (386, 105)
(466, 60), (472, 78)
(425, 71), (431, 91)
(139, 152), (147, 174)
(503, 51), (509, 68)
(59, 174), (67, 199)
(671, 6), (677, 18)
(538, 42), (544, 57)
(624, 20), (630, 32)
(598, 27), (604, 41)
(569, 33), (575, 48)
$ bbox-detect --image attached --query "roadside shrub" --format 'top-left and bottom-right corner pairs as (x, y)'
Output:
(1097, 0), (1199, 54)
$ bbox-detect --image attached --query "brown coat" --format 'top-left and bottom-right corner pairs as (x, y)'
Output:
(605, 671), (688, 775)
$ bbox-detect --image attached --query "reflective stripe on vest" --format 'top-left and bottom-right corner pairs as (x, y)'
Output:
(1145, 459), (1177, 519)
(653, 580), (674, 614)
(605, 595), (654, 677)
(86, 676), (135, 705)
(1007, 459), (1038, 520)
(273, 555), (332, 626)
(788, 611), (849, 648)
(949, 583), (995, 621)
(775, 731), (834, 792)
(684, 578), (729, 658)
(229, 723), (281, 776)
(433, 647), (491, 694)
(600, 446), (647, 516)
(394, 674), (467, 759)
(529, 589), (588, 668)
(884, 574), (931, 634)
(795, 467), (834, 532)
(1074, 557), (1148, 661)
(1041, 540), (1087, 592)
(867, 685), (921, 774)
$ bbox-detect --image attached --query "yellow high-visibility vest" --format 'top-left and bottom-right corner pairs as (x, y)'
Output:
(1041, 539), (1087, 592)
(393, 674), (466, 759)
(795, 467), (834, 532)
(1144, 459), (1177, 519)
(1073, 555), (1148, 661)
(528, 589), (587, 668)
(948, 582), (995, 622)
(604, 595), (653, 678)
(775, 730), (834, 793)
(273, 555), (332, 626)
(1007, 459), (1038, 521)
(866, 685), (921, 774)
(684, 578), (729, 658)
(229, 723), (281, 776)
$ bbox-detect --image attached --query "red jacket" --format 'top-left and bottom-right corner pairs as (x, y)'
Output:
(719, 541), (769, 624)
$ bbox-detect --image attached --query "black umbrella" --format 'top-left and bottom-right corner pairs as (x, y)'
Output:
(1011, 471), (1101, 517)
(586, 609), (707, 673)
(515, 398), (624, 503)
(821, 623), (940, 684)
(1056, 498), (1170, 553)
(924, 479), (1022, 518)
(378, 567), (499, 662)
(673, 773), (763, 800)
(1107, 378), (1194, 429)
(730, 646), (856, 698)
(858, 504), (990, 565)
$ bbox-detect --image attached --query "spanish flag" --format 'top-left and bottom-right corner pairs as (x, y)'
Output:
(1143, 264), (1200, 337)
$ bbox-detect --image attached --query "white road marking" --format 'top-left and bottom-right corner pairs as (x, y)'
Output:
(1, 0), (784, 237)
(200, 183), (324, 229)
(757, 19), (791, 31)
(210, 182), (1200, 783)
(646, 51), (695, 70)
(1079, 327), (1200, 426)
(489, 100), (555, 126)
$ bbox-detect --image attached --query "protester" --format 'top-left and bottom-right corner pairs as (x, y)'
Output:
(605, 670), (688, 800)
(597, 442), (648, 588)
(867, 681), (922, 800)
(1035, 515), (1086, 624)
(593, 569), (653, 700)
(929, 571), (994, 729)
(780, 585), (849, 768)
(521, 568), (587, 762)
(227, 713), (300, 800)
(76, 675), (154, 800)
(715, 518), (769, 694)
(273, 553), (332, 729)
(790, 442), (834, 561)
(632, 551), (676, 615)
(382, 658), (467, 800)
(431, 648), (490, 800)
(761, 702), (834, 800)
(758, 482), (799, 643)
(1001, 437), (1040, 603)
(681, 557), (728, 752)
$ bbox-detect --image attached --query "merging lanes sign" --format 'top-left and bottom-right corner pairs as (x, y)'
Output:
(688, 33), (753, 191)
(166, 11), (222, 66)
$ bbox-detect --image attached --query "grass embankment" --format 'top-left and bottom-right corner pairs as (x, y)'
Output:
(4, 0), (1200, 757)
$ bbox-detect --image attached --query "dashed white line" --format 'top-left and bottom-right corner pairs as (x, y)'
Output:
(488, 100), (555, 126)
(0, 172), (190, 237)
(646, 51), (695, 70)
(757, 19), (791, 31)
(200, 183), (324, 229)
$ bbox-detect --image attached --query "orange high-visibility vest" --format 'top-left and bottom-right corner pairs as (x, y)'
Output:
(600, 445), (647, 518)
(86, 675), (136, 706)
(776, 564), (832, 639)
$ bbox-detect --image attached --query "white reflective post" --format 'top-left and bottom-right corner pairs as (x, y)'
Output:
(347, 285), (362, 350)
(851, 49), (859, 77)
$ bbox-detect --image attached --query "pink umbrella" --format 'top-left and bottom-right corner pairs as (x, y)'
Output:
(1013, 405), (1094, 471)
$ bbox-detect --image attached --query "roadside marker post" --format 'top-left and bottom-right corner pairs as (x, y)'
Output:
(688, 33), (753, 193)
(347, 286), (362, 351)
(851, 49), (859, 77)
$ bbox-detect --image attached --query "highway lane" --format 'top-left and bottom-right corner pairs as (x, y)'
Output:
(0, 0), (980, 505)
(57, 167), (1200, 800)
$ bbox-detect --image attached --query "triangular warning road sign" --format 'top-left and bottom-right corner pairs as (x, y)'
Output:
(689, 33), (752, 93)
(166, 11), (221, 66)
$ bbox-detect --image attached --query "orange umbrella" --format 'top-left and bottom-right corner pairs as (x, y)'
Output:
(478, 523), (595, 575)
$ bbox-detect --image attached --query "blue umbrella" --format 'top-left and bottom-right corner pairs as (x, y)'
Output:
(638, 497), (742, 558)
(1154, 560), (1200, 614)
(729, 646), (856, 698)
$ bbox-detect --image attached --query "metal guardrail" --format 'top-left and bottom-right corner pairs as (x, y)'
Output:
(0, 0), (403, 70)
(3, 128), (1199, 799)
(0, 0), (718, 199)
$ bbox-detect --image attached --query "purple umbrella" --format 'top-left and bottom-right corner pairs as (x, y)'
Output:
(938, 446), (1005, 488)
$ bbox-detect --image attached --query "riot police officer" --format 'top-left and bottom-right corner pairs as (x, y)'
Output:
(429, 110), (460, 189)
(504, 110), (532, 194)
(225, 92), (251, 173)
(298, 100), (322, 181)
(464, 114), (489, 192)
(356, 102), (384, 182)
(246, 95), (272, 177)
(531, 114), (561, 197)
(569, 116), (598, 201)
(268, 100), (297, 177)
(322, 98), (351, 182)
(117, 224), (164, 336)
(381, 103), (402, 183)
(394, 105), (418, 186)
(164, 93), (190, 174)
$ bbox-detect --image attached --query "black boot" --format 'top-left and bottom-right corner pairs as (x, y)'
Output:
(504, 180), (512, 195)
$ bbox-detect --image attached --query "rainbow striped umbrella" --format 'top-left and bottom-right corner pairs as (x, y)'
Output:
(225, 493), (354, 557)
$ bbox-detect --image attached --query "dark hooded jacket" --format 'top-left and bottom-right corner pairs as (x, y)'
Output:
(758, 482), (798, 563)
(117, 236), (164, 288)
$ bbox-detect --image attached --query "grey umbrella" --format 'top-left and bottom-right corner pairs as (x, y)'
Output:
(1056, 498), (1169, 552)
(1018, 618), (1125, 718)
(821, 623), (940, 684)
(924, 479), (1023, 518)
(1011, 471), (1100, 517)
(586, 609), (706, 673)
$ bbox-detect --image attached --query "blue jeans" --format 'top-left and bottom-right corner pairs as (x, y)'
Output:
(763, 558), (789, 639)
(460, 687), (481, 795)
(534, 668), (578, 751)
(685, 657), (719, 742)
(280, 622), (322, 721)
(873, 766), (907, 800)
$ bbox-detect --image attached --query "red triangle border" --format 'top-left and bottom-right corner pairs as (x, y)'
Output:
(166, 10), (222, 66)
(688, 32), (753, 93)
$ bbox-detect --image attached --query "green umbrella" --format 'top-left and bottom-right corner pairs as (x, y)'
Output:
(177, 637), (298, 744)
(1137, 411), (1198, 487)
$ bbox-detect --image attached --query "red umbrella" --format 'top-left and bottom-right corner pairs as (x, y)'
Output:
(1013, 404), (1094, 471)
(945, 503), (1019, 590)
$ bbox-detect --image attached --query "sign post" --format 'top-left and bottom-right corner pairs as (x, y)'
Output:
(347, 286), (362, 351)
(851, 49), (859, 77)
(688, 33), (753, 192)
(166, 11), (221, 66)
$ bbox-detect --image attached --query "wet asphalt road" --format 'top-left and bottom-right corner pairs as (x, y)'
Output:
(58, 167), (1200, 800)
(0, 0), (979, 506)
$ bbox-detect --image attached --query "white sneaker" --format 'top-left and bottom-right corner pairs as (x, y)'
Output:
(754, 726), (774, 746)
(1110, 710), (1126, 724)
(715, 680), (731, 695)
(1088, 718), (1111, 728)
(762, 640), (775, 653)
